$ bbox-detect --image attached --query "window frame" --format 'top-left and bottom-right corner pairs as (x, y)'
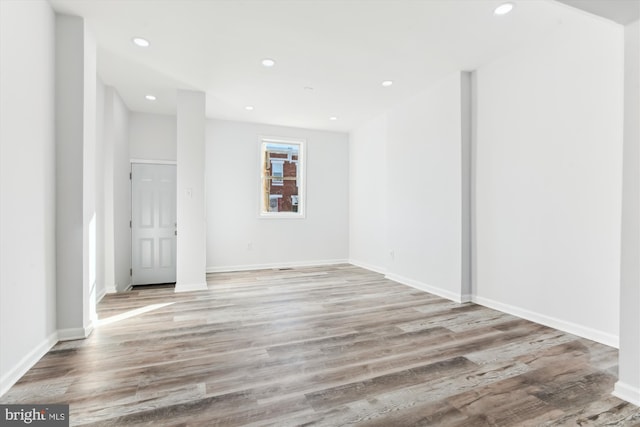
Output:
(258, 136), (306, 219)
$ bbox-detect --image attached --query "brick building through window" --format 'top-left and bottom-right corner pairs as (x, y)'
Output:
(263, 143), (299, 213)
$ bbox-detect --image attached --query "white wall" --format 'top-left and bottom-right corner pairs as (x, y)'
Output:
(129, 112), (176, 161)
(108, 88), (131, 292)
(0, 0), (57, 395)
(55, 13), (84, 336)
(206, 120), (349, 271)
(176, 90), (207, 291)
(615, 19), (640, 406)
(349, 114), (388, 274)
(386, 72), (470, 302)
(83, 25), (98, 326)
(55, 14), (96, 340)
(96, 77), (106, 300)
(474, 13), (624, 346)
(349, 72), (470, 302)
(97, 82), (131, 296)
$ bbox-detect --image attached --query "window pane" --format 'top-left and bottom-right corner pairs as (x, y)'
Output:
(261, 139), (304, 216)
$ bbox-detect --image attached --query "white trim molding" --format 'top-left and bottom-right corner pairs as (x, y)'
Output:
(613, 381), (640, 407)
(175, 282), (208, 293)
(130, 158), (177, 165)
(0, 332), (58, 397)
(385, 273), (471, 304)
(58, 324), (93, 342)
(207, 259), (349, 274)
(348, 264), (618, 348)
(259, 136), (306, 219)
(96, 287), (107, 303)
(472, 295), (619, 348)
(348, 259), (387, 276)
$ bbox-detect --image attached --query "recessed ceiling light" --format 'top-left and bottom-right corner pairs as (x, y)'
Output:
(245, 105), (254, 111)
(494, 2), (514, 15)
(261, 58), (275, 67)
(132, 37), (150, 47)
(329, 116), (338, 121)
(381, 80), (393, 87)
(145, 94), (156, 101)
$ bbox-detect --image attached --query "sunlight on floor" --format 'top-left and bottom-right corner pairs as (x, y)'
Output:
(96, 302), (175, 327)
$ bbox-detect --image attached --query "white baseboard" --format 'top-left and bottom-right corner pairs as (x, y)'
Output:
(105, 284), (117, 294)
(348, 259), (387, 275)
(206, 259), (349, 273)
(0, 331), (58, 397)
(613, 381), (640, 406)
(348, 263), (616, 348)
(96, 287), (107, 303)
(175, 282), (208, 293)
(385, 273), (469, 304)
(58, 324), (93, 342)
(472, 295), (619, 348)
(112, 282), (132, 293)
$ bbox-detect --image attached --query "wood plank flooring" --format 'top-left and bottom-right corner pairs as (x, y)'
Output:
(2, 265), (639, 426)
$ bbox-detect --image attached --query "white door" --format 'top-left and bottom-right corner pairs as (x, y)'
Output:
(131, 163), (177, 285)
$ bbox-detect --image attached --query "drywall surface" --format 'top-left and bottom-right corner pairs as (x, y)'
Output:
(349, 114), (389, 273)
(206, 119), (349, 271)
(385, 72), (466, 301)
(96, 77), (106, 300)
(101, 86), (131, 293)
(129, 112), (176, 161)
(615, 19), (640, 405)
(0, 0), (57, 394)
(474, 13), (623, 346)
(55, 14), (96, 337)
(176, 91), (207, 290)
(349, 72), (471, 302)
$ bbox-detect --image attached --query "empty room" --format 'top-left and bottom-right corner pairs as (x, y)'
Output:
(1, 0), (639, 425)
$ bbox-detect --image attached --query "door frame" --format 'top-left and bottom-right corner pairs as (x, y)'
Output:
(130, 159), (177, 286)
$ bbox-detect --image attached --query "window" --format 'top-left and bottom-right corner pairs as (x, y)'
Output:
(271, 159), (284, 186)
(260, 137), (305, 218)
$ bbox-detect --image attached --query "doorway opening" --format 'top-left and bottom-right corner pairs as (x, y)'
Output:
(131, 163), (177, 285)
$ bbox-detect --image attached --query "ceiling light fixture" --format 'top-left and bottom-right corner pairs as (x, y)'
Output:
(261, 58), (276, 67)
(132, 37), (150, 47)
(329, 116), (338, 121)
(145, 95), (156, 101)
(245, 105), (254, 111)
(494, 2), (514, 15)
(381, 80), (393, 87)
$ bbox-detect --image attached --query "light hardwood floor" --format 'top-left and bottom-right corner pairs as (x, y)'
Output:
(2, 265), (639, 426)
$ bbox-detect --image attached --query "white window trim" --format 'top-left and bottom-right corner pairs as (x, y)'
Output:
(259, 136), (306, 219)
(130, 159), (177, 165)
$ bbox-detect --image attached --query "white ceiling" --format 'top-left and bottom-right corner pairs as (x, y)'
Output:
(556, 0), (639, 25)
(48, 0), (636, 132)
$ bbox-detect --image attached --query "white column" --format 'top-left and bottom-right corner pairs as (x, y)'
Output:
(102, 87), (116, 294)
(460, 71), (472, 302)
(614, 19), (640, 407)
(175, 90), (207, 292)
(55, 14), (97, 339)
(110, 89), (131, 293)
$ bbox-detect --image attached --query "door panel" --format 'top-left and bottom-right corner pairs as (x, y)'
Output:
(140, 239), (154, 269)
(159, 238), (173, 268)
(131, 163), (177, 285)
